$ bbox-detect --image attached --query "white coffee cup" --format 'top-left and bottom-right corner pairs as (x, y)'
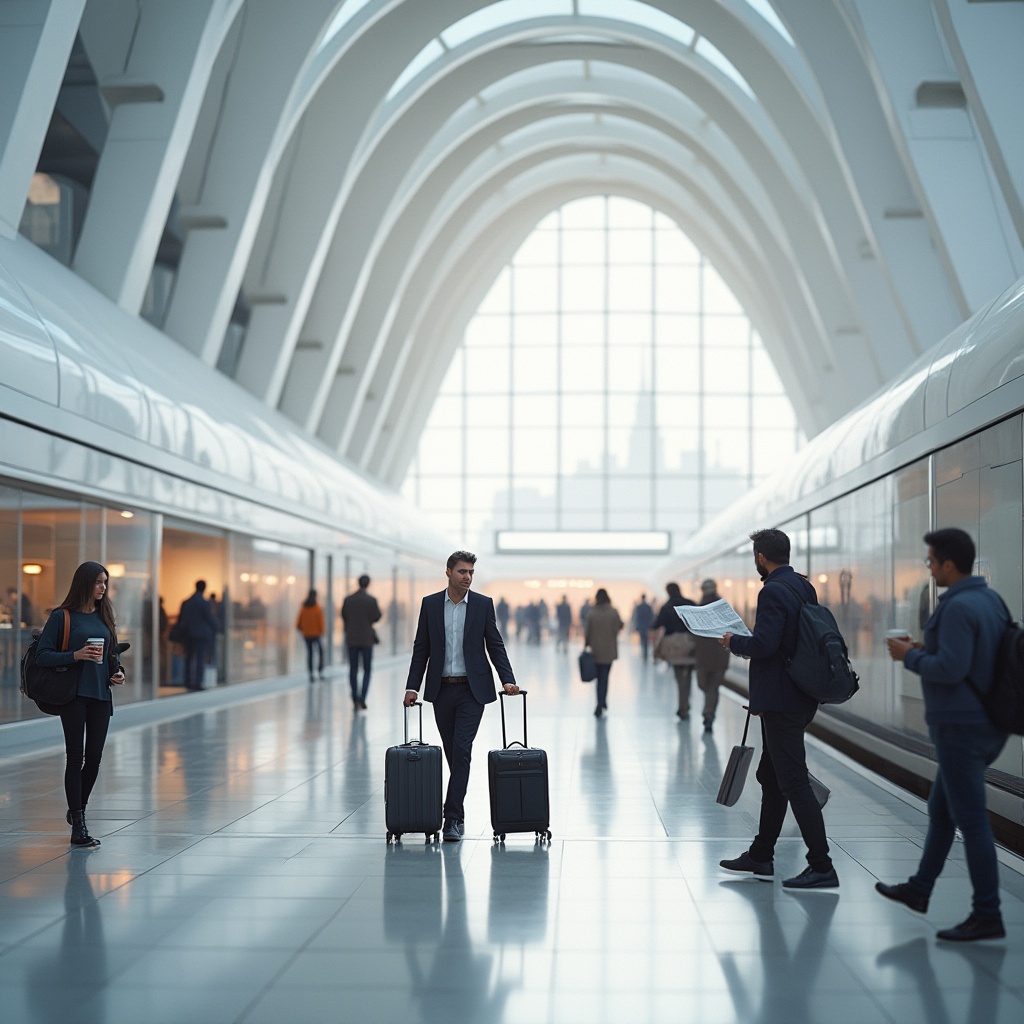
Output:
(885, 629), (911, 641)
(87, 637), (104, 652)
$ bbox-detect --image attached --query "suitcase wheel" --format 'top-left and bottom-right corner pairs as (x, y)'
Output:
(493, 832), (506, 844)
(386, 831), (392, 844)
(536, 829), (552, 842)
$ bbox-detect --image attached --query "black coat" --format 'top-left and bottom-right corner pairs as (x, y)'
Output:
(177, 592), (217, 642)
(728, 566), (818, 714)
(405, 591), (515, 705)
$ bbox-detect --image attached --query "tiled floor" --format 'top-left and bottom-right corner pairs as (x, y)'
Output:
(1, 641), (1022, 1023)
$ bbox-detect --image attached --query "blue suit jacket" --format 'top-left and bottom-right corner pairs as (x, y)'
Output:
(728, 566), (818, 715)
(405, 590), (516, 705)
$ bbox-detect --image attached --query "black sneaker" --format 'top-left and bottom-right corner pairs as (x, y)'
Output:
(782, 866), (839, 890)
(875, 881), (928, 913)
(720, 851), (774, 880)
(455, 820), (465, 837)
(936, 913), (1005, 942)
(442, 820), (461, 843)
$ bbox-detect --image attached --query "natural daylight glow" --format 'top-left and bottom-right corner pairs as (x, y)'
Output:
(402, 196), (803, 555)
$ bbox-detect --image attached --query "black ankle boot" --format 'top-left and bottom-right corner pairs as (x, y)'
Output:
(70, 810), (100, 848)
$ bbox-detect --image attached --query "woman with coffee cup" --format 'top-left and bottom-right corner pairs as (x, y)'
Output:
(34, 561), (125, 848)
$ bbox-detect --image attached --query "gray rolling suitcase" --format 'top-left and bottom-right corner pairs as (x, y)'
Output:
(488, 691), (552, 843)
(384, 702), (442, 844)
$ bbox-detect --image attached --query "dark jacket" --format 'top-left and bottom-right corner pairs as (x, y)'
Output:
(177, 592), (217, 643)
(728, 566), (818, 715)
(632, 600), (654, 632)
(653, 597), (694, 635)
(406, 590), (515, 705)
(903, 575), (1009, 727)
(694, 591), (731, 672)
(341, 588), (382, 646)
(35, 609), (116, 708)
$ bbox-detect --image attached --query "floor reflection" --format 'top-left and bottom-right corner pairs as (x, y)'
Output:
(875, 935), (1008, 1024)
(717, 880), (840, 1022)
(2, 641), (1023, 1023)
(27, 851), (106, 1023)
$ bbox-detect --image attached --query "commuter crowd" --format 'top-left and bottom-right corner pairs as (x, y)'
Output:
(22, 520), (1018, 945)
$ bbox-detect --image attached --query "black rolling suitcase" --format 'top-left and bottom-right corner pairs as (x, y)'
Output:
(488, 691), (552, 843)
(384, 702), (443, 844)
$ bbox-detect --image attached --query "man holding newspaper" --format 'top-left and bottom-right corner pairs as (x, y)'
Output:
(678, 529), (839, 890)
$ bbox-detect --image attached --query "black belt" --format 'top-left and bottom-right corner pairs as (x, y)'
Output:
(441, 675), (468, 684)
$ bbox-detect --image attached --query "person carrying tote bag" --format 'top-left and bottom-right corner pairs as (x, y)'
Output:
(652, 582), (697, 720)
(583, 589), (623, 718)
(34, 561), (125, 848)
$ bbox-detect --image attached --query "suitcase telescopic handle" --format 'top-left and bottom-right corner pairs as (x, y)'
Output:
(404, 700), (425, 745)
(499, 689), (528, 750)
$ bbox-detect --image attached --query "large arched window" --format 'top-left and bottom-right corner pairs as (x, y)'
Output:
(402, 196), (802, 551)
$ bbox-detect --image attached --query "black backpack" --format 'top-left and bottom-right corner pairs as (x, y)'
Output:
(21, 609), (79, 714)
(771, 578), (860, 705)
(962, 595), (1024, 736)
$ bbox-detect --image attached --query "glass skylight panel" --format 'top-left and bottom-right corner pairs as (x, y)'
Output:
(579, 0), (695, 47)
(695, 36), (756, 99)
(742, 0), (795, 46)
(317, 0), (378, 52)
(385, 38), (445, 101)
(441, 0), (574, 49)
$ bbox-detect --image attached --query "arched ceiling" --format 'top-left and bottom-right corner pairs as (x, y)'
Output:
(3, 0), (1022, 493)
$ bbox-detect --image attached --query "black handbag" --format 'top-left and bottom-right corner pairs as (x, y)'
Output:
(22, 610), (81, 713)
(578, 648), (597, 683)
(716, 711), (755, 806)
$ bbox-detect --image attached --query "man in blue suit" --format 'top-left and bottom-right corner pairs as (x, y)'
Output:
(717, 528), (838, 890)
(404, 551), (519, 842)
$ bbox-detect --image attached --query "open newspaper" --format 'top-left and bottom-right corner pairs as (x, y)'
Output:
(674, 599), (752, 638)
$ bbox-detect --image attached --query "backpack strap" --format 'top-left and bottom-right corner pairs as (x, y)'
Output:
(932, 585), (1015, 699)
(60, 608), (70, 653)
(767, 575), (817, 606)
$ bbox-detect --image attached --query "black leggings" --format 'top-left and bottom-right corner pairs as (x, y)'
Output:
(59, 696), (111, 812)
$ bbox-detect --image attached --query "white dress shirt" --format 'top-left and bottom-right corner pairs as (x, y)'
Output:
(443, 591), (468, 676)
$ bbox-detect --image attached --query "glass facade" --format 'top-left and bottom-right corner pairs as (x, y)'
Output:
(403, 196), (803, 553)
(0, 476), (438, 726)
(686, 414), (1024, 776)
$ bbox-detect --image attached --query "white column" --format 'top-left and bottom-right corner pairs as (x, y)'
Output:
(160, 0), (337, 365)
(934, 0), (1024, 278)
(72, 0), (244, 313)
(0, 0), (86, 239)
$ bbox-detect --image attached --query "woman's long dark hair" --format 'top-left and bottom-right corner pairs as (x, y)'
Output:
(595, 588), (610, 605)
(303, 589), (317, 608)
(58, 561), (117, 641)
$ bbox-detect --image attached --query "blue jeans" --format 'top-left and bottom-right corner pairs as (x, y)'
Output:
(595, 663), (611, 709)
(910, 721), (1007, 916)
(348, 644), (373, 702)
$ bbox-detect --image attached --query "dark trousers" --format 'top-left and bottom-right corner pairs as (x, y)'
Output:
(595, 663), (611, 709)
(749, 708), (832, 873)
(910, 721), (1007, 916)
(183, 638), (210, 690)
(304, 636), (324, 677)
(432, 682), (485, 821)
(638, 630), (649, 661)
(59, 696), (111, 812)
(348, 644), (373, 701)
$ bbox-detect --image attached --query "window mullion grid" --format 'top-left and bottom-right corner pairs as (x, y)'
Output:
(508, 268), (516, 530)
(697, 255), (706, 528)
(602, 195), (610, 531)
(556, 209), (563, 531)
(649, 207), (657, 531)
